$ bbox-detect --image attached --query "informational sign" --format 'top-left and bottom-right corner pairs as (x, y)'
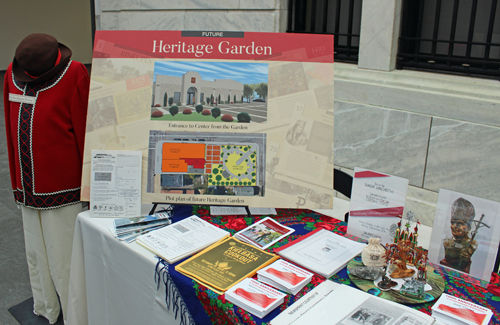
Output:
(347, 167), (409, 244)
(81, 30), (334, 208)
(90, 150), (142, 217)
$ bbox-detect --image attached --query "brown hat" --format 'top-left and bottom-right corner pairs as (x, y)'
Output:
(12, 33), (72, 83)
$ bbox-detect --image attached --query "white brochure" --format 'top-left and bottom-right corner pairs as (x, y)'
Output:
(275, 229), (366, 278)
(90, 150), (142, 217)
(137, 215), (229, 264)
(271, 281), (434, 325)
(347, 167), (409, 245)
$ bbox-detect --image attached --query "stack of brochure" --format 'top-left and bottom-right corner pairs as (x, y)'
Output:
(137, 215), (230, 264)
(225, 278), (286, 318)
(234, 217), (295, 250)
(257, 259), (313, 295)
(111, 212), (172, 243)
(431, 293), (493, 325)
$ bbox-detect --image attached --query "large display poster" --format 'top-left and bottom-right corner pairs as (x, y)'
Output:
(81, 31), (334, 209)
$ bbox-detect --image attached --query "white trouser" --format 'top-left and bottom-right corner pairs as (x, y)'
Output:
(21, 203), (83, 325)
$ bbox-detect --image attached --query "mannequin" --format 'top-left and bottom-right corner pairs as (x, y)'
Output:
(3, 33), (90, 324)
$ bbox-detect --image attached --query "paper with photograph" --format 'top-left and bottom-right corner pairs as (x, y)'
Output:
(234, 217), (294, 250)
(428, 188), (500, 284)
(347, 168), (409, 245)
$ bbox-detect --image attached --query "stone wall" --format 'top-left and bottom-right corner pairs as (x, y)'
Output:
(95, 0), (288, 32)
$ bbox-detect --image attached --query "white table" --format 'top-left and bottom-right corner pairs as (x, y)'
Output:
(64, 199), (356, 324)
(66, 209), (187, 325)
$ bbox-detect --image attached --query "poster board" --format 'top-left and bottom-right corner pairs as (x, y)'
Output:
(81, 31), (334, 209)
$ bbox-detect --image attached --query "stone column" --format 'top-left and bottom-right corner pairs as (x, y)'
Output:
(358, 0), (402, 71)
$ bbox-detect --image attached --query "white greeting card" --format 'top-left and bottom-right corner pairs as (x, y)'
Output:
(346, 167), (409, 245)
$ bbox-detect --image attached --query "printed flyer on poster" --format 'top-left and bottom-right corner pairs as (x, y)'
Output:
(80, 30), (334, 209)
(90, 150), (142, 217)
(346, 168), (409, 245)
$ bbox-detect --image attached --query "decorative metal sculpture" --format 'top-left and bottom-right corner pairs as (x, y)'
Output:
(377, 265), (398, 290)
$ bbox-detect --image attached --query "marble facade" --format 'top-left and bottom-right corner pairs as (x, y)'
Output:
(334, 64), (500, 228)
(96, 0), (285, 32)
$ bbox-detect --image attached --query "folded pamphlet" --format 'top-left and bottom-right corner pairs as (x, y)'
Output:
(110, 212), (172, 243)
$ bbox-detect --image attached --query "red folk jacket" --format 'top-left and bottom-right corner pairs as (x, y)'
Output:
(4, 61), (90, 209)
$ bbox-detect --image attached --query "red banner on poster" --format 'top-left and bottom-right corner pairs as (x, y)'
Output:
(93, 30), (333, 63)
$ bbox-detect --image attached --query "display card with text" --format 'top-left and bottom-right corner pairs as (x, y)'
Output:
(346, 168), (409, 245)
(81, 30), (334, 209)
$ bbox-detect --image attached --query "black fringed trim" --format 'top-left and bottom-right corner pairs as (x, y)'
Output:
(155, 258), (196, 325)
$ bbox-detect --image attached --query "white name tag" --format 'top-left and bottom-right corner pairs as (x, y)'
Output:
(9, 93), (36, 105)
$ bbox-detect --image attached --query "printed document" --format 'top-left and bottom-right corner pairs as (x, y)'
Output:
(90, 150), (142, 217)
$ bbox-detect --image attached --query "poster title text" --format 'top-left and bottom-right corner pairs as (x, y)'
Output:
(152, 40), (272, 57)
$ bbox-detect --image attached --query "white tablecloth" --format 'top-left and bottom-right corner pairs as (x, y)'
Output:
(66, 210), (182, 325)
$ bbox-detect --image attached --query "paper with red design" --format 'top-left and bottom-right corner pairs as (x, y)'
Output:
(432, 293), (492, 325)
(347, 167), (409, 245)
(257, 259), (313, 295)
(225, 278), (286, 318)
(234, 217), (295, 250)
